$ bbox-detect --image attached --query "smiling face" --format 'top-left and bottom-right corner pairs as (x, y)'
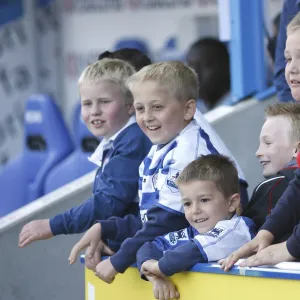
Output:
(179, 180), (239, 234)
(285, 29), (300, 101)
(80, 81), (133, 139)
(132, 80), (195, 145)
(256, 116), (298, 177)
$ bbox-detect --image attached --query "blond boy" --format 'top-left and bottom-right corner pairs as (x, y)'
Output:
(69, 61), (247, 283)
(18, 59), (152, 254)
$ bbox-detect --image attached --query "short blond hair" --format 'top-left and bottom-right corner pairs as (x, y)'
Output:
(287, 11), (300, 35)
(78, 58), (135, 105)
(127, 61), (199, 102)
(176, 154), (239, 198)
(265, 103), (300, 142)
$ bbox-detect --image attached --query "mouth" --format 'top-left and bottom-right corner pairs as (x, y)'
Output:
(290, 79), (300, 85)
(146, 125), (161, 131)
(91, 119), (105, 126)
(260, 161), (270, 167)
(194, 218), (208, 223)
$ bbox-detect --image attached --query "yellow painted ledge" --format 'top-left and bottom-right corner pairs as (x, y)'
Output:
(84, 263), (300, 300)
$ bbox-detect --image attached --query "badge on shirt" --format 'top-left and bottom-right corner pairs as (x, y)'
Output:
(166, 168), (180, 193)
(205, 226), (226, 238)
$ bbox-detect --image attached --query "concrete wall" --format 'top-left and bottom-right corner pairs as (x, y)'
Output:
(0, 96), (277, 300)
(0, 172), (95, 300)
(206, 96), (277, 195)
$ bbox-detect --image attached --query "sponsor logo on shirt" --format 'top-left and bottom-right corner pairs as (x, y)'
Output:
(205, 226), (225, 238)
(167, 229), (188, 245)
(166, 169), (180, 193)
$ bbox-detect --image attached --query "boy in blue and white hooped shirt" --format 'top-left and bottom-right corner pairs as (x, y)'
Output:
(137, 155), (256, 300)
(69, 61), (248, 283)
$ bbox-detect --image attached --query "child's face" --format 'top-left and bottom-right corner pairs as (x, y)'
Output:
(132, 80), (195, 145)
(80, 81), (132, 139)
(256, 116), (297, 177)
(285, 30), (300, 101)
(179, 180), (238, 234)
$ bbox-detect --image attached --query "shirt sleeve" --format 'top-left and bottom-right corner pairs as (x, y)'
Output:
(49, 134), (149, 235)
(109, 206), (189, 273)
(274, 0), (293, 102)
(158, 241), (203, 277)
(192, 216), (255, 262)
(261, 169), (300, 240)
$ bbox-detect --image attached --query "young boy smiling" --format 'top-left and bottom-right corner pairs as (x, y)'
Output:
(68, 61), (247, 284)
(137, 155), (256, 300)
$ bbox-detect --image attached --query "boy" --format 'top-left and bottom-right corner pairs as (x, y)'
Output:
(220, 12), (300, 270)
(18, 59), (152, 251)
(242, 103), (300, 229)
(68, 61), (248, 283)
(137, 155), (256, 300)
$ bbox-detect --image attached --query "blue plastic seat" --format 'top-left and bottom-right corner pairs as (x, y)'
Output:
(44, 103), (99, 194)
(0, 94), (73, 216)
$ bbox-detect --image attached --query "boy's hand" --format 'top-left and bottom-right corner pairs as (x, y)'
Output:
(219, 230), (274, 271)
(18, 219), (53, 247)
(141, 259), (165, 278)
(95, 258), (118, 284)
(238, 241), (296, 267)
(85, 240), (115, 271)
(69, 223), (102, 264)
(147, 275), (180, 300)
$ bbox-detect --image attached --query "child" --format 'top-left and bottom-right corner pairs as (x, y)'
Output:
(18, 58), (152, 250)
(68, 61), (248, 284)
(220, 12), (300, 270)
(137, 155), (256, 300)
(242, 103), (300, 229)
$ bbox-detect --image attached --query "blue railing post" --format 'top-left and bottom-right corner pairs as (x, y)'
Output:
(230, 0), (267, 103)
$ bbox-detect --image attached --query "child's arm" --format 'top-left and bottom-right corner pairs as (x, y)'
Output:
(150, 216), (256, 277)
(261, 169), (300, 248)
(19, 135), (148, 247)
(49, 144), (144, 235)
(140, 241), (201, 277)
(109, 206), (189, 274)
(146, 273), (180, 300)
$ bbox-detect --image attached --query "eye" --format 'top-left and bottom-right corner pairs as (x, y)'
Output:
(200, 198), (210, 203)
(135, 106), (144, 112)
(82, 101), (91, 106)
(285, 57), (292, 63)
(183, 202), (191, 207)
(153, 105), (163, 110)
(100, 100), (110, 104)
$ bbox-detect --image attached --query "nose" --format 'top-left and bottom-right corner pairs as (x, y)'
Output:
(143, 109), (154, 122)
(289, 60), (299, 75)
(256, 145), (261, 158)
(192, 202), (201, 215)
(91, 103), (102, 115)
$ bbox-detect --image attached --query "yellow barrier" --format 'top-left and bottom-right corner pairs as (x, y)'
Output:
(81, 256), (300, 300)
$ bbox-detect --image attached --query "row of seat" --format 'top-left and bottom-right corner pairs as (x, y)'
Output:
(0, 95), (99, 217)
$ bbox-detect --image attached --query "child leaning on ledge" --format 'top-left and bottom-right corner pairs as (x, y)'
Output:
(137, 155), (256, 300)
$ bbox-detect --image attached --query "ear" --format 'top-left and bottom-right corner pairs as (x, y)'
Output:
(127, 103), (135, 116)
(228, 193), (240, 213)
(292, 141), (300, 159)
(184, 99), (196, 121)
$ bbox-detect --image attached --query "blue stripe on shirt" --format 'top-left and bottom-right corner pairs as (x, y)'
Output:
(199, 128), (219, 155)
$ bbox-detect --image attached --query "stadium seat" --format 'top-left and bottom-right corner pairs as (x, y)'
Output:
(44, 103), (99, 194)
(0, 94), (73, 216)
(114, 38), (150, 56)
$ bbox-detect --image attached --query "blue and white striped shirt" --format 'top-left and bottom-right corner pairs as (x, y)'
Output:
(139, 120), (247, 221)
